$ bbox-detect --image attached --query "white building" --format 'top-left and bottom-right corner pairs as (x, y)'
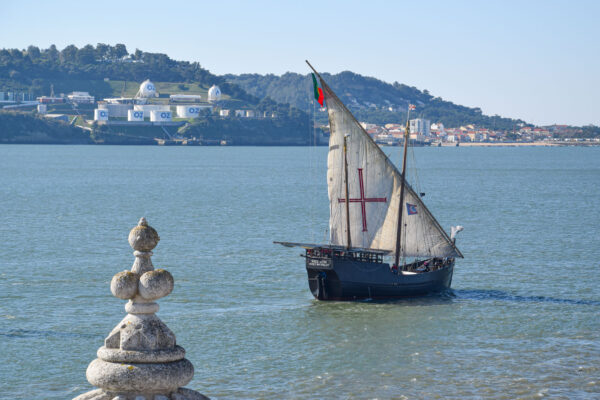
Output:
(207, 85), (222, 102)
(360, 122), (377, 130)
(150, 110), (172, 122)
(98, 103), (132, 118)
(94, 109), (109, 121)
(68, 92), (95, 104)
(136, 79), (158, 99)
(431, 122), (444, 131)
(128, 110), (144, 121)
(409, 118), (431, 136)
(430, 122), (446, 136)
(176, 105), (201, 118)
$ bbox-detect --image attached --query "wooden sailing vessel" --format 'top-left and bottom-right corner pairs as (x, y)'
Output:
(276, 62), (463, 301)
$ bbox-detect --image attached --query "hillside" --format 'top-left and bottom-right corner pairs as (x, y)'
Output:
(1, 44), (525, 131)
(0, 44), (314, 145)
(4, 44), (597, 140)
(0, 44), (257, 104)
(0, 112), (91, 144)
(224, 71), (526, 129)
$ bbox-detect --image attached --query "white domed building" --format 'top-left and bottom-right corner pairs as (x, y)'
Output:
(207, 85), (222, 103)
(136, 79), (158, 99)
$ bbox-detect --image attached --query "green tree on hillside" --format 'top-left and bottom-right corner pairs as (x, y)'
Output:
(77, 45), (96, 64)
(60, 45), (78, 63)
(95, 43), (110, 60)
(27, 45), (41, 61)
(113, 44), (128, 59)
(45, 45), (59, 62)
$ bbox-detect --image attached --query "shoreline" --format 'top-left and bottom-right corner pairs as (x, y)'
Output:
(442, 141), (599, 147)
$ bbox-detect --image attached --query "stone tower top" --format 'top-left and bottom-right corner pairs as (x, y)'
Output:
(73, 218), (208, 400)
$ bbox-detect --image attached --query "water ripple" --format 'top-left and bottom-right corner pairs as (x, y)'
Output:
(0, 329), (100, 339)
(451, 289), (600, 306)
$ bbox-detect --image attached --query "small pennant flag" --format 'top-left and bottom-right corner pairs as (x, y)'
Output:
(311, 73), (325, 107)
(409, 104), (416, 110)
(406, 203), (418, 215)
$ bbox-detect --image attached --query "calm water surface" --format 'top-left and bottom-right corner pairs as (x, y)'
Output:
(0, 145), (599, 399)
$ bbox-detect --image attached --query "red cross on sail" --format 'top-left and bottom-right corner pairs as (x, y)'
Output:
(338, 168), (387, 232)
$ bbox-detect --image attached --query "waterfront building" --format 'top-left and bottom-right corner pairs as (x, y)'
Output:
(94, 109), (109, 121)
(150, 110), (172, 122)
(410, 118), (431, 136)
(67, 91), (95, 104)
(176, 105), (207, 118)
(37, 96), (65, 104)
(98, 103), (132, 118)
(431, 122), (446, 137)
(128, 110), (144, 121)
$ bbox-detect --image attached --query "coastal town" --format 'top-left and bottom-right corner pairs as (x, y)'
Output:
(1, 75), (599, 146)
(360, 119), (600, 146)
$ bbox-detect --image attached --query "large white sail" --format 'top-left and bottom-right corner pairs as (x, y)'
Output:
(322, 80), (461, 259)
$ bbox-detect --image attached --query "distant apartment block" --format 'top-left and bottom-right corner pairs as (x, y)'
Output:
(410, 118), (431, 136)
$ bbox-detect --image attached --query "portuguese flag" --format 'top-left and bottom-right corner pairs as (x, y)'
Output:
(311, 73), (324, 107)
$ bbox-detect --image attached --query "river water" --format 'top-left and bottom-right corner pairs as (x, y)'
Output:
(1, 145), (599, 399)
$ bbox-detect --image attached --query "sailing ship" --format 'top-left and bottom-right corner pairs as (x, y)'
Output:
(276, 61), (464, 301)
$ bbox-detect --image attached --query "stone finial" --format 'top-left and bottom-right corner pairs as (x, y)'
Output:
(128, 218), (160, 252)
(74, 218), (209, 400)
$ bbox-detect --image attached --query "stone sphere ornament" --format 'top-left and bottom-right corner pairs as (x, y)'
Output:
(111, 271), (139, 300)
(139, 269), (174, 301)
(73, 218), (209, 400)
(128, 217), (160, 252)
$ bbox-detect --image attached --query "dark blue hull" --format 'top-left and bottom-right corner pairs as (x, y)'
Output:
(306, 255), (454, 301)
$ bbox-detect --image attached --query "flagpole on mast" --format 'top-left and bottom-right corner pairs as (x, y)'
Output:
(394, 105), (413, 268)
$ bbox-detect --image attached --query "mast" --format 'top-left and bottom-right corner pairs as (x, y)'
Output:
(394, 108), (411, 267)
(343, 134), (352, 249)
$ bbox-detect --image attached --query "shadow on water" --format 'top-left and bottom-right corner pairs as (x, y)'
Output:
(307, 291), (457, 308)
(311, 289), (600, 307)
(0, 329), (99, 340)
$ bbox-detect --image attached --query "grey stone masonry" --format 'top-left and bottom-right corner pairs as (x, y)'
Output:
(74, 218), (209, 400)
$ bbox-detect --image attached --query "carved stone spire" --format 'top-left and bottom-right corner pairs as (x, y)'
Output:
(74, 218), (209, 400)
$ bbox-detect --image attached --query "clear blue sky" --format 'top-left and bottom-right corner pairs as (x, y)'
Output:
(4, 0), (599, 126)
